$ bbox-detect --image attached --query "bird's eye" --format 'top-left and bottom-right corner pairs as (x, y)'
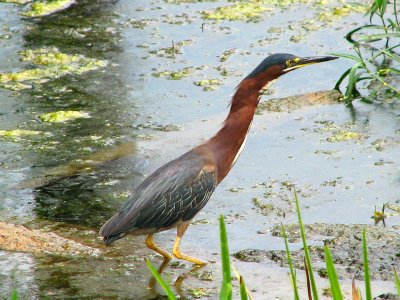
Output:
(286, 57), (300, 67)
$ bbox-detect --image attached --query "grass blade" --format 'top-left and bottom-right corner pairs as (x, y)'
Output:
(10, 290), (18, 300)
(362, 228), (372, 300)
(146, 260), (177, 300)
(239, 276), (249, 300)
(394, 268), (400, 296)
(281, 224), (300, 300)
(345, 63), (362, 99)
(219, 215), (232, 300)
(380, 0), (388, 16)
(294, 192), (319, 300)
(334, 67), (351, 92)
(324, 246), (343, 300)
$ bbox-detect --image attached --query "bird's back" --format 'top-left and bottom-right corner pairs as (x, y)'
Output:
(99, 150), (217, 245)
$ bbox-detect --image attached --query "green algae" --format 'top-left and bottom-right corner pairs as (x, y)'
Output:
(194, 79), (223, 91)
(0, 129), (42, 138)
(219, 49), (236, 62)
(327, 130), (362, 142)
(148, 39), (193, 58)
(201, 0), (328, 21)
(39, 111), (89, 123)
(318, 4), (367, 22)
(22, 0), (75, 17)
(127, 18), (154, 29)
(0, 47), (107, 90)
(187, 287), (211, 298)
(0, 0), (31, 3)
(152, 67), (194, 80)
(202, 2), (271, 21)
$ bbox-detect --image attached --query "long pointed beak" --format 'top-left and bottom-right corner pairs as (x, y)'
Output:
(283, 55), (338, 73)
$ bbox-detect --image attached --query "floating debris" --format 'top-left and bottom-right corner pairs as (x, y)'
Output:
(256, 90), (341, 114)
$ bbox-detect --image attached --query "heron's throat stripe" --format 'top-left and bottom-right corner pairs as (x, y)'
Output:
(231, 134), (248, 168)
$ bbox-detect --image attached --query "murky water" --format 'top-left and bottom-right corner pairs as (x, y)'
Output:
(0, 0), (398, 299)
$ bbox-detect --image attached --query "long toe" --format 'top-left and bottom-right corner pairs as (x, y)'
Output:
(172, 249), (207, 265)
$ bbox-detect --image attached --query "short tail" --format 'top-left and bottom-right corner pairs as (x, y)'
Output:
(99, 216), (126, 246)
(100, 210), (138, 245)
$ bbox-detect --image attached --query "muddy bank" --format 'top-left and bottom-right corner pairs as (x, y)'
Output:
(235, 223), (400, 281)
(0, 221), (100, 256)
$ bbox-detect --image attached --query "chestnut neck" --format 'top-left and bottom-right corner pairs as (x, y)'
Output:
(204, 73), (274, 183)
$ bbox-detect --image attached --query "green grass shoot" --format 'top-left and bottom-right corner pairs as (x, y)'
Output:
(281, 224), (300, 300)
(10, 290), (18, 300)
(394, 268), (400, 296)
(239, 276), (249, 300)
(362, 228), (372, 300)
(324, 246), (343, 300)
(146, 259), (177, 300)
(294, 191), (319, 300)
(219, 214), (232, 300)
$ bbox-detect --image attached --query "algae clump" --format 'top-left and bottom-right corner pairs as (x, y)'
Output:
(0, 0), (31, 4)
(0, 129), (42, 137)
(0, 47), (107, 90)
(22, 0), (75, 17)
(39, 111), (89, 123)
(194, 79), (223, 91)
(327, 130), (362, 142)
(202, 3), (271, 21)
(318, 4), (366, 22)
(152, 67), (194, 80)
(0, 129), (43, 141)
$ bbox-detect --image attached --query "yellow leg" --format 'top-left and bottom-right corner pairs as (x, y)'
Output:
(145, 233), (172, 260)
(172, 223), (207, 265)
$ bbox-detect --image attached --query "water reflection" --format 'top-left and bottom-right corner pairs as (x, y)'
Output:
(17, 0), (142, 228)
(6, 0), (155, 297)
(33, 144), (146, 227)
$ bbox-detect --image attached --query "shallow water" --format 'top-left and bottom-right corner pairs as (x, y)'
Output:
(0, 0), (398, 298)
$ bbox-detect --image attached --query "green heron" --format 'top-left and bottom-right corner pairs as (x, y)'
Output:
(100, 53), (337, 265)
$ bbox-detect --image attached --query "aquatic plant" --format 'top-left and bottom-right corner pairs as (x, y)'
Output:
(285, 192), (400, 300)
(333, 0), (400, 105)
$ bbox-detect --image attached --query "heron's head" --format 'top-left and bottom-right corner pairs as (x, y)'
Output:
(245, 53), (338, 82)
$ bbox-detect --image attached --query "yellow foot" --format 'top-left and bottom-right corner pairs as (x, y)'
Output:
(145, 233), (172, 260)
(173, 249), (207, 265)
(172, 238), (207, 265)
